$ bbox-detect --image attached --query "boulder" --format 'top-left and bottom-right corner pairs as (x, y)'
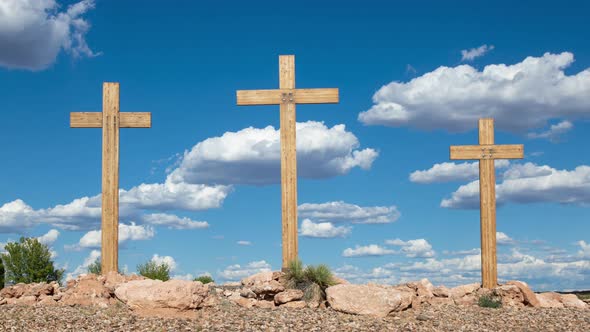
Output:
(241, 271), (274, 288)
(406, 279), (434, 299)
(103, 272), (145, 290)
(60, 274), (113, 307)
(274, 289), (304, 305)
(239, 288), (256, 299)
(326, 284), (414, 318)
(250, 280), (285, 297)
(537, 292), (565, 308)
(449, 283), (480, 299)
(493, 284), (525, 307)
(280, 300), (307, 309)
(505, 281), (540, 307)
(432, 286), (450, 298)
(24, 282), (55, 297)
(0, 283), (28, 298)
(560, 294), (587, 309)
(16, 295), (37, 305)
(115, 279), (209, 311)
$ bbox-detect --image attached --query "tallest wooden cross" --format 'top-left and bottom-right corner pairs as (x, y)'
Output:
(450, 118), (524, 288)
(70, 82), (151, 274)
(237, 55), (339, 270)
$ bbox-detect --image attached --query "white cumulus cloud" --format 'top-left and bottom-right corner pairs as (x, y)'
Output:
(0, 0), (98, 70)
(385, 238), (436, 258)
(299, 219), (351, 238)
(141, 213), (209, 230)
(77, 222), (155, 249)
(168, 121), (378, 185)
(37, 229), (60, 245)
(441, 163), (590, 209)
(410, 160), (510, 184)
(150, 254), (177, 271)
(342, 244), (395, 257)
(359, 52), (590, 133)
(298, 201), (400, 224)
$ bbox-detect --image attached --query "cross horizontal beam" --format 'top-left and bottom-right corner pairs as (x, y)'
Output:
(236, 88), (339, 106)
(70, 112), (151, 128)
(450, 144), (524, 160)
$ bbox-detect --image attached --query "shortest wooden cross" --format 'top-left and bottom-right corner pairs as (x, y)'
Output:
(70, 82), (151, 274)
(450, 118), (524, 288)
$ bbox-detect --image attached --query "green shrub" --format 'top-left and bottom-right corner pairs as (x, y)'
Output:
(137, 260), (170, 281)
(285, 259), (337, 302)
(304, 264), (336, 289)
(1, 237), (64, 284)
(194, 275), (214, 284)
(478, 294), (502, 308)
(87, 258), (101, 275)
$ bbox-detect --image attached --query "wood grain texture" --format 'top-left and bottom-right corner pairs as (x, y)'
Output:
(478, 118), (497, 289)
(237, 89), (283, 105)
(71, 112), (151, 128)
(236, 55), (339, 270)
(101, 82), (120, 274)
(448, 118), (524, 289)
(120, 112), (151, 128)
(279, 55), (298, 270)
(70, 112), (102, 128)
(450, 144), (524, 160)
(237, 88), (339, 106)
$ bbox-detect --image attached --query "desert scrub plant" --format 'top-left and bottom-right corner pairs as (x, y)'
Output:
(137, 260), (170, 281)
(1, 237), (64, 284)
(194, 275), (214, 284)
(87, 258), (101, 275)
(478, 294), (502, 308)
(285, 259), (337, 302)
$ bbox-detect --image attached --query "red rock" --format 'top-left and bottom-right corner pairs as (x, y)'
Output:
(537, 292), (564, 308)
(505, 281), (540, 307)
(114, 279), (209, 311)
(326, 284), (414, 317)
(274, 289), (304, 305)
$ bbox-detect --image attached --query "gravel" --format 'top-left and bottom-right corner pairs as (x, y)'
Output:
(0, 301), (589, 331)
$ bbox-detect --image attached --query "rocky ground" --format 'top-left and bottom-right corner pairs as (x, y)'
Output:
(0, 301), (589, 331)
(0, 271), (588, 331)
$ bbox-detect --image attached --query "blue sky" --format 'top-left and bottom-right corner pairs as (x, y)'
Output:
(0, 0), (589, 291)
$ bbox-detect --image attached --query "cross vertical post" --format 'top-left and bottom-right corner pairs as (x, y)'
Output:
(101, 83), (120, 274)
(70, 82), (151, 274)
(279, 55), (298, 269)
(450, 118), (524, 288)
(236, 55), (339, 270)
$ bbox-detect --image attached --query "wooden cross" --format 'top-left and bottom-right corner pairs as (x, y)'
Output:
(450, 118), (524, 288)
(236, 55), (339, 270)
(70, 82), (151, 274)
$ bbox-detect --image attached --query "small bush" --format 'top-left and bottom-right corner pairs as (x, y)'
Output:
(87, 258), (101, 275)
(1, 237), (64, 284)
(285, 259), (337, 302)
(478, 294), (502, 308)
(137, 260), (170, 281)
(194, 275), (214, 284)
(304, 264), (336, 289)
